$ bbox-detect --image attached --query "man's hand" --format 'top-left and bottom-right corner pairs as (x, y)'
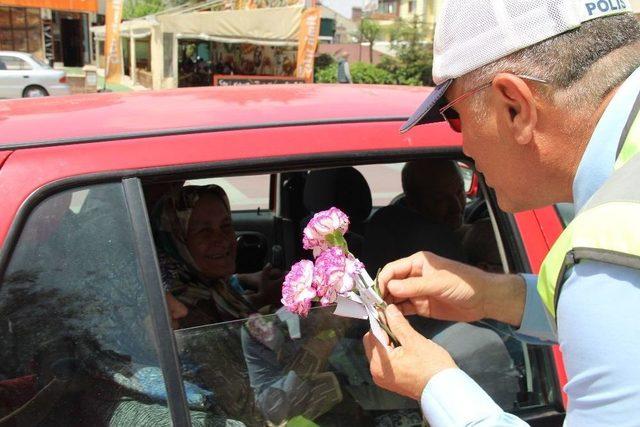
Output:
(364, 304), (456, 400)
(379, 251), (526, 327)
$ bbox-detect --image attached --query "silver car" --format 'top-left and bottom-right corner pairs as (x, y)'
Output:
(0, 51), (71, 99)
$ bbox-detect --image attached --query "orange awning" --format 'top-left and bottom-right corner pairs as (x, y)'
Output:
(0, 0), (97, 13)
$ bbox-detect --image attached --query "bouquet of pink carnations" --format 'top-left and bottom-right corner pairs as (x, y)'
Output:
(281, 207), (398, 347)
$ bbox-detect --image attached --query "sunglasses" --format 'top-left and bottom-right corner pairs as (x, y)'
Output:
(438, 75), (549, 133)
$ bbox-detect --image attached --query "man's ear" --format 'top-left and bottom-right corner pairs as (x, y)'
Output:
(491, 73), (538, 146)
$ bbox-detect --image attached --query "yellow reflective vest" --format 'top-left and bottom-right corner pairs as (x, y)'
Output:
(537, 98), (640, 319)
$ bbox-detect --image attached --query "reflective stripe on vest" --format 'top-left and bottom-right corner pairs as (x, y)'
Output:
(537, 94), (640, 319)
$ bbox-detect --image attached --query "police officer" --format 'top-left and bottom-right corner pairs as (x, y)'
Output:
(364, 1), (640, 426)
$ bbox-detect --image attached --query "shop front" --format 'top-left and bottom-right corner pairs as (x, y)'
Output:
(91, 3), (319, 90)
(176, 40), (298, 87)
(159, 5), (306, 88)
(0, 0), (99, 66)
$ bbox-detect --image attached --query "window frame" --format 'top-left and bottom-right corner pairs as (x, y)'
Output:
(0, 144), (565, 425)
(0, 177), (193, 427)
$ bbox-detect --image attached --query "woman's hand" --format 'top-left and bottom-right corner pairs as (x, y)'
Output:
(239, 264), (285, 307)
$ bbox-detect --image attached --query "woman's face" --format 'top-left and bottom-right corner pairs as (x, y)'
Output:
(186, 194), (237, 279)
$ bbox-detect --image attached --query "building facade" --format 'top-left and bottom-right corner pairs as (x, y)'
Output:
(0, 0), (104, 66)
(353, 0), (443, 43)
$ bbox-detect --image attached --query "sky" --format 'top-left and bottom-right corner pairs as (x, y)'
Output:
(320, 0), (364, 19)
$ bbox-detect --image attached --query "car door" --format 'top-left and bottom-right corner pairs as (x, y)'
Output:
(0, 55), (32, 98)
(0, 114), (565, 426)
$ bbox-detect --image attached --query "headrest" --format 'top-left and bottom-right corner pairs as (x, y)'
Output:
(303, 167), (372, 223)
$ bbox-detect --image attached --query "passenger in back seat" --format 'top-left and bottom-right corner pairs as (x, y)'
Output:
(363, 160), (520, 409)
(363, 159), (466, 275)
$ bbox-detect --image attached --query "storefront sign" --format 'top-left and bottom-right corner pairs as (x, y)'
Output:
(213, 74), (305, 86)
(295, 6), (321, 83)
(104, 0), (124, 84)
(0, 0), (97, 12)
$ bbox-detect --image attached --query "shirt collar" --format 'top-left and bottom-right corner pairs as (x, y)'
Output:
(572, 66), (640, 212)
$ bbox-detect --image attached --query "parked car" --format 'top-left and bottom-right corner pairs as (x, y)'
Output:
(0, 51), (70, 99)
(0, 85), (567, 426)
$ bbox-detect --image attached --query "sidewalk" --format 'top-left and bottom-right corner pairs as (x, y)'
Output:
(63, 67), (148, 93)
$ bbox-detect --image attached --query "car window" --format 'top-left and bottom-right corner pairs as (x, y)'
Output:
(355, 163), (476, 208)
(354, 163), (403, 207)
(29, 54), (51, 69)
(172, 306), (543, 425)
(0, 184), (179, 425)
(0, 55), (32, 70)
(186, 175), (271, 211)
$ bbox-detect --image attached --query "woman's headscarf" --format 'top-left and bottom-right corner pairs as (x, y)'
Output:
(156, 184), (231, 274)
(152, 184), (252, 321)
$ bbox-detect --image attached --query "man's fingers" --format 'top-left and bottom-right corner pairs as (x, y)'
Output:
(395, 301), (418, 316)
(378, 254), (420, 296)
(387, 276), (440, 299)
(363, 332), (374, 361)
(385, 304), (417, 346)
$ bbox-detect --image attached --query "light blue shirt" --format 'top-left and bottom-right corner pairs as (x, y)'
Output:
(420, 66), (640, 426)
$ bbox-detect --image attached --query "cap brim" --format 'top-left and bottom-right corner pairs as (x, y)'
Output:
(400, 79), (452, 134)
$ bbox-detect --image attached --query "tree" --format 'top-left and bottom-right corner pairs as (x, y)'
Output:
(123, 0), (165, 19)
(358, 19), (382, 64)
(379, 16), (433, 86)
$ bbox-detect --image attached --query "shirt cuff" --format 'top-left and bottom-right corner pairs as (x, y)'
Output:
(421, 368), (503, 426)
(511, 274), (557, 344)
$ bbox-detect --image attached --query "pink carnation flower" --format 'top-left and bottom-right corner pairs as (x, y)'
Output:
(303, 207), (350, 257)
(313, 247), (364, 306)
(281, 260), (316, 316)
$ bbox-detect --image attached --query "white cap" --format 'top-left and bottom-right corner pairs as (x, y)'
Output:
(401, 0), (635, 133)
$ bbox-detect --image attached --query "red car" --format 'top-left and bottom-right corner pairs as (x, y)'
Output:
(0, 85), (567, 426)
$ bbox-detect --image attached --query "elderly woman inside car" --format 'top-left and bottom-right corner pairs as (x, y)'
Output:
(152, 184), (283, 328)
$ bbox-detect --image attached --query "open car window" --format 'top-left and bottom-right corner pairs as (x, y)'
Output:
(146, 161), (560, 426)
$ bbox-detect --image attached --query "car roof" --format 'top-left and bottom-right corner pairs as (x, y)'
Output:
(0, 84), (433, 149)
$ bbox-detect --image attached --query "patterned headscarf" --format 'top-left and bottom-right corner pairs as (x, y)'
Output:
(153, 184), (252, 321)
(156, 184), (231, 274)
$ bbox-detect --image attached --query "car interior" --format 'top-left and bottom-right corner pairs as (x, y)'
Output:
(137, 156), (560, 426)
(0, 154), (562, 427)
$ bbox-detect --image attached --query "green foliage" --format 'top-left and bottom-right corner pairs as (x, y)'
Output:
(358, 18), (382, 63)
(358, 18), (382, 44)
(315, 62), (394, 85)
(349, 62), (394, 84)
(315, 63), (338, 83)
(380, 16), (434, 86)
(314, 53), (335, 76)
(123, 0), (165, 19)
(313, 17), (432, 86)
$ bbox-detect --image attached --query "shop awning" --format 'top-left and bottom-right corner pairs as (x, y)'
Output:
(158, 5), (303, 46)
(91, 18), (155, 40)
(0, 0), (97, 12)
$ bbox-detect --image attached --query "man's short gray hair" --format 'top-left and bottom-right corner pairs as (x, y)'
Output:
(461, 13), (640, 114)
